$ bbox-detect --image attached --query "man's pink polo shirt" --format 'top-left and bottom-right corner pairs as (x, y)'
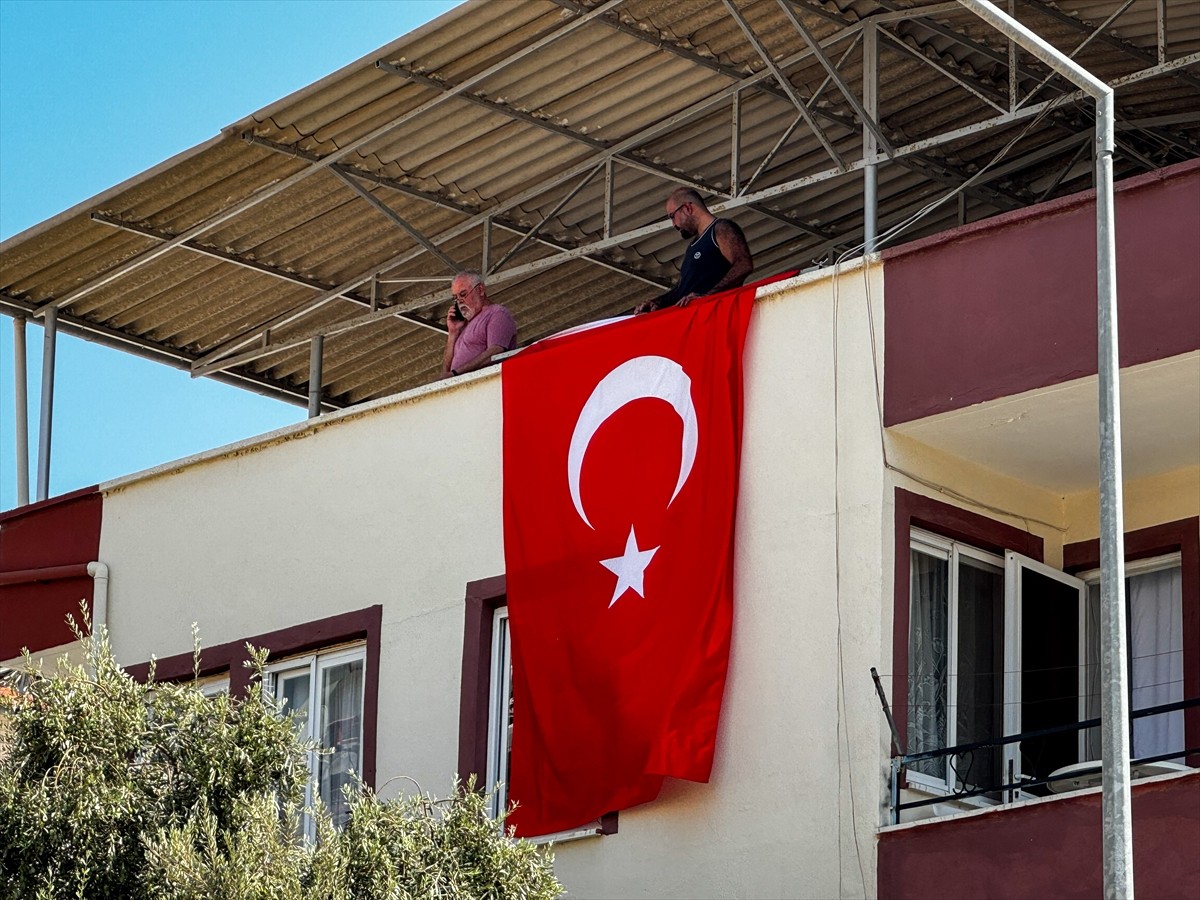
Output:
(451, 303), (517, 371)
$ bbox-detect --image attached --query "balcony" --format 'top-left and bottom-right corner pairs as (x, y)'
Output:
(882, 160), (1199, 496)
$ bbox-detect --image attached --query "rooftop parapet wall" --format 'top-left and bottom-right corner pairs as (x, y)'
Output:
(882, 160), (1200, 426)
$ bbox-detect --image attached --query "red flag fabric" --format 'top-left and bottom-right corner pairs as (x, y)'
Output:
(501, 285), (756, 837)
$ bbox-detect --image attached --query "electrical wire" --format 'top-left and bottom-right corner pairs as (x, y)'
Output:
(831, 248), (868, 899)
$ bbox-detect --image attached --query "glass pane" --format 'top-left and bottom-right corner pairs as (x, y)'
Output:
(908, 549), (949, 781)
(1083, 583), (1101, 760)
(1020, 568), (1080, 788)
(488, 615), (513, 819)
(317, 658), (364, 828)
(954, 556), (1004, 794)
(280, 672), (312, 738)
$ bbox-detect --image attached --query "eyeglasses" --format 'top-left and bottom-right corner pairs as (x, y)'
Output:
(665, 202), (690, 223)
(452, 283), (481, 302)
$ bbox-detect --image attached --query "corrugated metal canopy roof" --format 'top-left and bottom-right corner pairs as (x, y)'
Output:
(2, 0), (1198, 410)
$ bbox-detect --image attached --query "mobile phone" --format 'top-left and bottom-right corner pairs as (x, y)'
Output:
(452, 302), (465, 321)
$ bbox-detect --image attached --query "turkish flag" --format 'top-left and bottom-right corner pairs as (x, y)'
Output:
(501, 284), (756, 837)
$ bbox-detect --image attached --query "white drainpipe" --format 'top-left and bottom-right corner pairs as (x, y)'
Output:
(87, 561), (109, 638)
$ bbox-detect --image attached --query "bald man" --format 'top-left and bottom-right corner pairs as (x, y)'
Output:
(636, 187), (753, 313)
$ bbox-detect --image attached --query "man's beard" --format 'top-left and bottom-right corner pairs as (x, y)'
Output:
(676, 224), (696, 240)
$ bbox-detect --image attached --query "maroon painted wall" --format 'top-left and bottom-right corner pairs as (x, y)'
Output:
(0, 487), (102, 659)
(878, 772), (1200, 900)
(883, 160), (1200, 425)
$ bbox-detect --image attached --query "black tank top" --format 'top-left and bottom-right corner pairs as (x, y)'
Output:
(675, 220), (732, 299)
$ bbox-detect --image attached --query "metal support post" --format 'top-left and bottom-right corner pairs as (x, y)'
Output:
(1008, 0), (1018, 110)
(307, 334), (324, 419)
(955, 4), (1131, 895)
(603, 161), (614, 238)
(12, 315), (30, 506)
(1094, 89), (1134, 900)
(1156, 0), (1167, 65)
(482, 217), (492, 273)
(863, 23), (879, 253)
(36, 306), (58, 502)
(730, 90), (741, 194)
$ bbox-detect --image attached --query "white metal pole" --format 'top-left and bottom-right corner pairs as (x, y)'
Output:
(954, 4), (1131, 896)
(1093, 89), (1134, 899)
(863, 22), (879, 253)
(35, 307), (58, 502)
(12, 315), (30, 506)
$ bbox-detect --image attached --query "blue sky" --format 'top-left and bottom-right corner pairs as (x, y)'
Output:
(0, 0), (460, 510)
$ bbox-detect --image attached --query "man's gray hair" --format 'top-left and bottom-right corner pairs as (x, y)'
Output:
(455, 269), (485, 288)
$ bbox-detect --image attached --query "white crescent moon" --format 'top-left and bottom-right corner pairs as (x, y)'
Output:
(567, 355), (698, 530)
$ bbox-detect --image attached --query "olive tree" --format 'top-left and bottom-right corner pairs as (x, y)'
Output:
(0, 615), (560, 900)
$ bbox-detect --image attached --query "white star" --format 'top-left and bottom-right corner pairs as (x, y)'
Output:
(600, 526), (659, 608)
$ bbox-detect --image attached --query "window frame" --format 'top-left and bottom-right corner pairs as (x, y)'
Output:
(1064, 517), (1200, 769)
(125, 605), (382, 790)
(194, 673), (230, 697)
(485, 606), (513, 820)
(906, 529), (1006, 796)
(906, 518), (1098, 800)
(1001, 550), (1087, 797)
(1076, 552), (1184, 762)
(892, 489), (1045, 792)
(266, 641), (367, 840)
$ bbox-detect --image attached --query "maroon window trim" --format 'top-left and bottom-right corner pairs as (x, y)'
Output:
(457, 574), (617, 835)
(1064, 517), (1200, 767)
(891, 488), (1044, 758)
(458, 574), (508, 789)
(125, 605), (382, 789)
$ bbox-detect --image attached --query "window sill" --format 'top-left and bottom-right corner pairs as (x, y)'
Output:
(523, 812), (618, 846)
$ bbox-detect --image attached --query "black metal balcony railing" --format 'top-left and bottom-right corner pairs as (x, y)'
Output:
(887, 697), (1200, 825)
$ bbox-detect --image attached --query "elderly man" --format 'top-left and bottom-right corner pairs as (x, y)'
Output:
(636, 187), (753, 313)
(441, 271), (518, 378)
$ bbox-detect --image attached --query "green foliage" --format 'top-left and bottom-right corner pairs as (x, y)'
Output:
(334, 781), (563, 900)
(0, 613), (561, 900)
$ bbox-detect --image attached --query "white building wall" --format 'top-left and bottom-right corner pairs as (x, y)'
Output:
(97, 264), (891, 899)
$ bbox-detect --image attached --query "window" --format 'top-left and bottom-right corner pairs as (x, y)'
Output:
(907, 531), (1005, 795)
(1080, 553), (1184, 762)
(459, 576), (616, 841)
(194, 673), (230, 697)
(1065, 518), (1199, 772)
(908, 529), (1089, 798)
(125, 605), (381, 835)
(268, 644), (366, 838)
(486, 607), (514, 820)
(899, 497), (1199, 809)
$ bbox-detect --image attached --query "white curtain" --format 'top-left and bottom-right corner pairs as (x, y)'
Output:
(319, 659), (365, 827)
(1129, 566), (1184, 760)
(908, 550), (948, 780)
(1084, 563), (1182, 762)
